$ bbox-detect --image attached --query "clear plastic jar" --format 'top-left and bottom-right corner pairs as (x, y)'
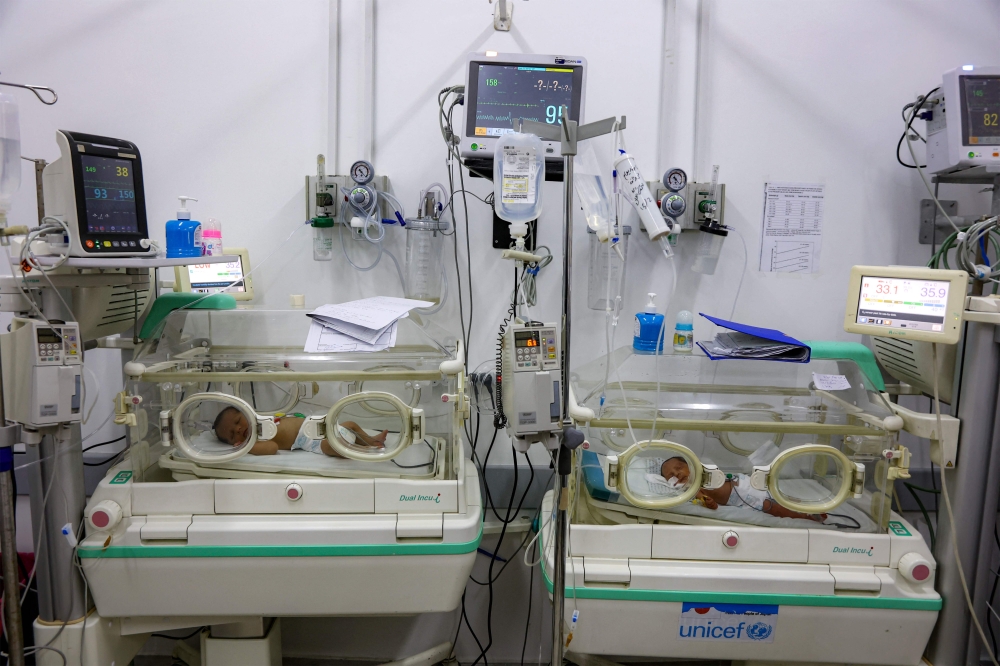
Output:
(404, 217), (447, 303)
(312, 218), (334, 261)
(691, 225), (727, 275)
(587, 225), (631, 311)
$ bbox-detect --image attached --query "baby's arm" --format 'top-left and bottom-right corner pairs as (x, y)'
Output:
(248, 440), (279, 455)
(762, 498), (825, 522)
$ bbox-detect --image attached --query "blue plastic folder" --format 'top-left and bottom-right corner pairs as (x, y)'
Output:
(696, 313), (811, 363)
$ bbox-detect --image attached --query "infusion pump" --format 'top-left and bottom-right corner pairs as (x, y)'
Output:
(502, 322), (562, 446)
(925, 65), (1000, 175)
(0, 318), (81, 427)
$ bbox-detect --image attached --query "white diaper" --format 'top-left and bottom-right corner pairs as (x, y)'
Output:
(726, 473), (770, 511)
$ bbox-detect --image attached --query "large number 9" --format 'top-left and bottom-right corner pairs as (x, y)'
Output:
(546, 105), (557, 124)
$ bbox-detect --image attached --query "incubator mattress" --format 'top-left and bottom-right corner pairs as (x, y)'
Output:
(582, 450), (875, 531)
(160, 435), (441, 480)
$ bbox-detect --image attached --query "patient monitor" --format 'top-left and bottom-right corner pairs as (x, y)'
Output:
(174, 248), (253, 300)
(460, 52), (586, 160)
(41, 130), (155, 257)
(843, 265), (968, 344)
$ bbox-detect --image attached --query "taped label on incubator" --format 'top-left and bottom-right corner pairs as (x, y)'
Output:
(109, 471), (132, 485)
(678, 603), (777, 643)
(501, 146), (536, 205)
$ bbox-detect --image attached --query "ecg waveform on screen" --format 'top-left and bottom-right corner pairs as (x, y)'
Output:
(476, 113), (512, 122)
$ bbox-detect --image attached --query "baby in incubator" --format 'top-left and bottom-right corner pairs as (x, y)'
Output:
(213, 407), (388, 457)
(659, 457), (824, 522)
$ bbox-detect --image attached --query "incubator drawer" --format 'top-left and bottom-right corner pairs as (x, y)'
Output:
(214, 478), (375, 513)
(628, 559), (835, 595)
(651, 525), (808, 562)
(570, 524), (651, 559)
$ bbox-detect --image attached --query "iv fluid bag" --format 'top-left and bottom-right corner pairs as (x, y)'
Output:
(575, 143), (611, 238)
(494, 132), (544, 227)
(0, 92), (21, 214)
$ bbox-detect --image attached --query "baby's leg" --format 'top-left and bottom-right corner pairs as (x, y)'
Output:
(341, 421), (387, 448)
(762, 498), (824, 522)
(320, 440), (345, 458)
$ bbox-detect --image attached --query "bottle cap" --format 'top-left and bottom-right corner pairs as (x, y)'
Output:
(676, 310), (694, 331)
(177, 196), (198, 220)
(645, 293), (657, 313)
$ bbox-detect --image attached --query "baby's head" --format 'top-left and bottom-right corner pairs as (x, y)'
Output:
(214, 406), (250, 446)
(660, 456), (691, 485)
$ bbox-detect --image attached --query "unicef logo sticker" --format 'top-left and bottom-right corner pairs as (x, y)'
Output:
(746, 622), (774, 641)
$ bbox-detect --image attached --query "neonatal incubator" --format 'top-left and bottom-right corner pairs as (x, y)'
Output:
(546, 346), (940, 665)
(78, 308), (481, 621)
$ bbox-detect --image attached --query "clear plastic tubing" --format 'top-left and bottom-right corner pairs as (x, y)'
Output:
(0, 91), (21, 219)
(404, 217), (447, 303)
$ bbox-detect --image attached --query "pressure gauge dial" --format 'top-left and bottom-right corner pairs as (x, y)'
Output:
(661, 193), (686, 218)
(350, 160), (375, 185)
(662, 167), (688, 192)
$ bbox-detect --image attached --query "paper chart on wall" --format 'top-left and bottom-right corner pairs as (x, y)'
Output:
(758, 182), (825, 274)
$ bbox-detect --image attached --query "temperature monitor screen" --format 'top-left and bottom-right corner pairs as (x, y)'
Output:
(80, 154), (139, 234)
(188, 258), (246, 294)
(467, 62), (582, 139)
(961, 75), (1000, 146)
(856, 276), (950, 333)
(514, 331), (540, 348)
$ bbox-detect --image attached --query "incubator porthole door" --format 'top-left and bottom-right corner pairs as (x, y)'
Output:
(325, 391), (423, 461)
(717, 407), (784, 456)
(753, 444), (858, 514)
(614, 441), (708, 510)
(232, 365), (302, 416)
(171, 393), (276, 463)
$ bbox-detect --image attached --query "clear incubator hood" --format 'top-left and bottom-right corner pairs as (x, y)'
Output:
(121, 308), (465, 483)
(571, 346), (903, 534)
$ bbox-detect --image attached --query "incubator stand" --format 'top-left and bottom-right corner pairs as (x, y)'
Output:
(548, 348), (940, 665)
(78, 309), (480, 626)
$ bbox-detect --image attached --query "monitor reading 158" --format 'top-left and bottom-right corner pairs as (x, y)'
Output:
(470, 64), (575, 138)
(857, 276), (950, 333)
(961, 75), (1000, 146)
(188, 259), (246, 295)
(80, 154), (139, 234)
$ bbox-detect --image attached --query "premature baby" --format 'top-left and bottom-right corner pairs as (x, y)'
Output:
(213, 406), (387, 457)
(660, 456), (824, 522)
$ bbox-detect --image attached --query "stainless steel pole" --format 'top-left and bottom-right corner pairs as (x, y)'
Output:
(926, 322), (1000, 665)
(0, 355), (24, 665)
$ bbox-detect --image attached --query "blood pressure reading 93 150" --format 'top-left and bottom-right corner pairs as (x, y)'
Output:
(81, 154), (139, 234)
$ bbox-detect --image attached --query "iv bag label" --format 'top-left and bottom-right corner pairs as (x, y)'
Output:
(679, 603), (777, 643)
(501, 146), (536, 205)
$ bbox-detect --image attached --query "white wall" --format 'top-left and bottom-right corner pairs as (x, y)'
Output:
(2, 0), (999, 661)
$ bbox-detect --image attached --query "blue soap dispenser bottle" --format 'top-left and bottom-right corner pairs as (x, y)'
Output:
(166, 196), (203, 258)
(633, 292), (665, 353)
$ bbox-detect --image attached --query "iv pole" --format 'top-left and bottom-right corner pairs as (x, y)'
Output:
(0, 76), (58, 666)
(519, 110), (625, 666)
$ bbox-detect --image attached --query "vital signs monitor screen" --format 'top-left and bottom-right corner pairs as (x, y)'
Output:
(961, 75), (1000, 146)
(466, 62), (582, 138)
(80, 154), (139, 234)
(856, 276), (950, 333)
(188, 258), (246, 294)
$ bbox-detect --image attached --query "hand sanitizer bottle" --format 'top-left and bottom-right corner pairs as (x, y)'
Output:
(166, 196), (202, 258)
(633, 293), (665, 353)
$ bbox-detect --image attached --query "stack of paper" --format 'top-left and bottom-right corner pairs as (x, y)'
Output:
(699, 331), (809, 362)
(304, 297), (433, 353)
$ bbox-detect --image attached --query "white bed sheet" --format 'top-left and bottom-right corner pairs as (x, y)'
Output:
(160, 436), (440, 480)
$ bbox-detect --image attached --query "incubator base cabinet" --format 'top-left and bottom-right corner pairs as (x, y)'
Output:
(553, 347), (942, 665)
(77, 310), (480, 626)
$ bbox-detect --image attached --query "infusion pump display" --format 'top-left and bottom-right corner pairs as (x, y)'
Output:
(856, 276), (950, 334)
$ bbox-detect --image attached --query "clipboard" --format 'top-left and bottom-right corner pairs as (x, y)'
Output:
(696, 313), (811, 363)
